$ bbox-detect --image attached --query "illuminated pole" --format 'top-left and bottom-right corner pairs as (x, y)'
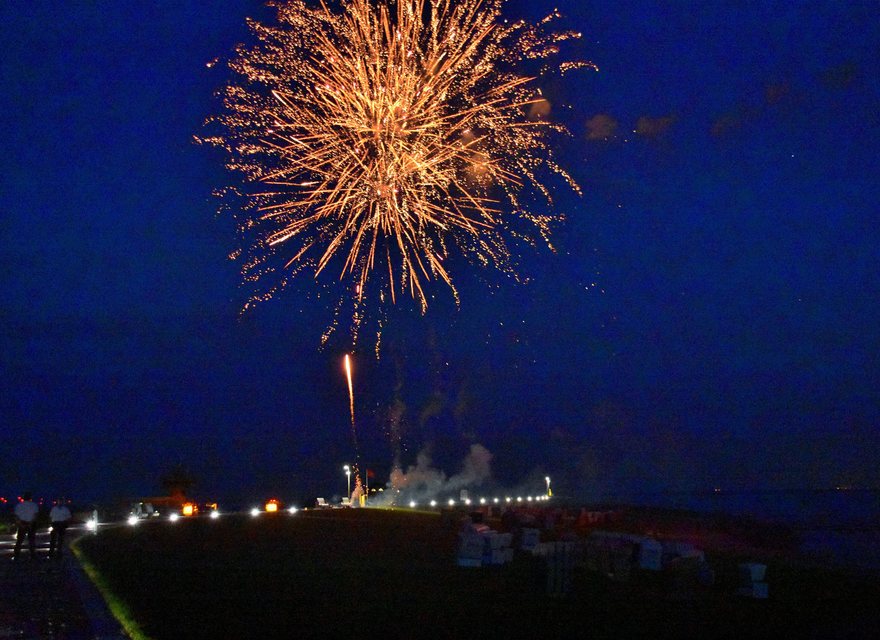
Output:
(545, 476), (552, 497)
(344, 465), (351, 502)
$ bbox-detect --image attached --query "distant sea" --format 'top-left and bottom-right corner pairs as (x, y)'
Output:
(620, 489), (880, 570)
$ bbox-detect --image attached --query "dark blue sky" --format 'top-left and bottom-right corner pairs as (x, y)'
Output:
(2, 1), (878, 508)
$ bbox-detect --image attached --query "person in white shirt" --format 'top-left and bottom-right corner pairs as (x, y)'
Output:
(13, 492), (39, 560)
(49, 499), (73, 559)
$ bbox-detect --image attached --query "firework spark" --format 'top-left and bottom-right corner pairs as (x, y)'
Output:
(202, 0), (593, 340)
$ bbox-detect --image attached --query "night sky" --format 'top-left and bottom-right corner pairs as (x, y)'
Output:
(2, 1), (878, 511)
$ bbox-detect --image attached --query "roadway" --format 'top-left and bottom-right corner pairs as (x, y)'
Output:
(0, 524), (127, 639)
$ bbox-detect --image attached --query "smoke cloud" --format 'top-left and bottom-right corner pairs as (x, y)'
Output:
(635, 114), (675, 138)
(377, 443), (494, 505)
(585, 113), (618, 140)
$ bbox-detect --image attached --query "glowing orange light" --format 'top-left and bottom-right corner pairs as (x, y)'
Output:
(182, 503), (197, 516)
(265, 500), (280, 513)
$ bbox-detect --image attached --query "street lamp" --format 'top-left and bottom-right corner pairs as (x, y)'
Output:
(343, 465), (351, 502)
(545, 476), (552, 497)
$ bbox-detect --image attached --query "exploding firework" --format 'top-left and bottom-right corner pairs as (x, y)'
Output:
(201, 0), (593, 341)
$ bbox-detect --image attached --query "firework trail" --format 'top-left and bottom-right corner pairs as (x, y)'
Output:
(344, 353), (356, 429)
(343, 353), (362, 487)
(201, 0), (594, 341)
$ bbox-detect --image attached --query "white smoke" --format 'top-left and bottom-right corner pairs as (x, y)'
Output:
(376, 444), (493, 505)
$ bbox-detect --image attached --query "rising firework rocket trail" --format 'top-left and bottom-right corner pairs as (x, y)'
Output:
(344, 353), (355, 429)
(343, 353), (364, 499)
(201, 0), (594, 341)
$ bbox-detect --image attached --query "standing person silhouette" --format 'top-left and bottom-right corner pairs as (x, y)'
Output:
(13, 492), (39, 560)
(49, 499), (72, 559)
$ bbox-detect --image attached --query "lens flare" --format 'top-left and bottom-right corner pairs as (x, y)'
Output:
(201, 0), (593, 341)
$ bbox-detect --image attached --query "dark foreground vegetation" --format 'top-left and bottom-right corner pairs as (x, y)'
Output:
(75, 509), (879, 639)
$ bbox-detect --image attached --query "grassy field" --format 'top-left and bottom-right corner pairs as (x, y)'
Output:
(74, 509), (879, 639)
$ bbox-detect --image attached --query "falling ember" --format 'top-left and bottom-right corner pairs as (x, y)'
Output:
(200, 0), (592, 342)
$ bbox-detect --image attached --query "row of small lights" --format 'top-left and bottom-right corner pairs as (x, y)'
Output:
(408, 495), (551, 509)
(125, 510), (223, 527)
(0, 497), (72, 505)
(250, 504), (299, 517)
(109, 494), (550, 528)
(122, 502), (300, 528)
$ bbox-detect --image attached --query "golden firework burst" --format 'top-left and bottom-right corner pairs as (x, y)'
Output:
(201, 0), (593, 340)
